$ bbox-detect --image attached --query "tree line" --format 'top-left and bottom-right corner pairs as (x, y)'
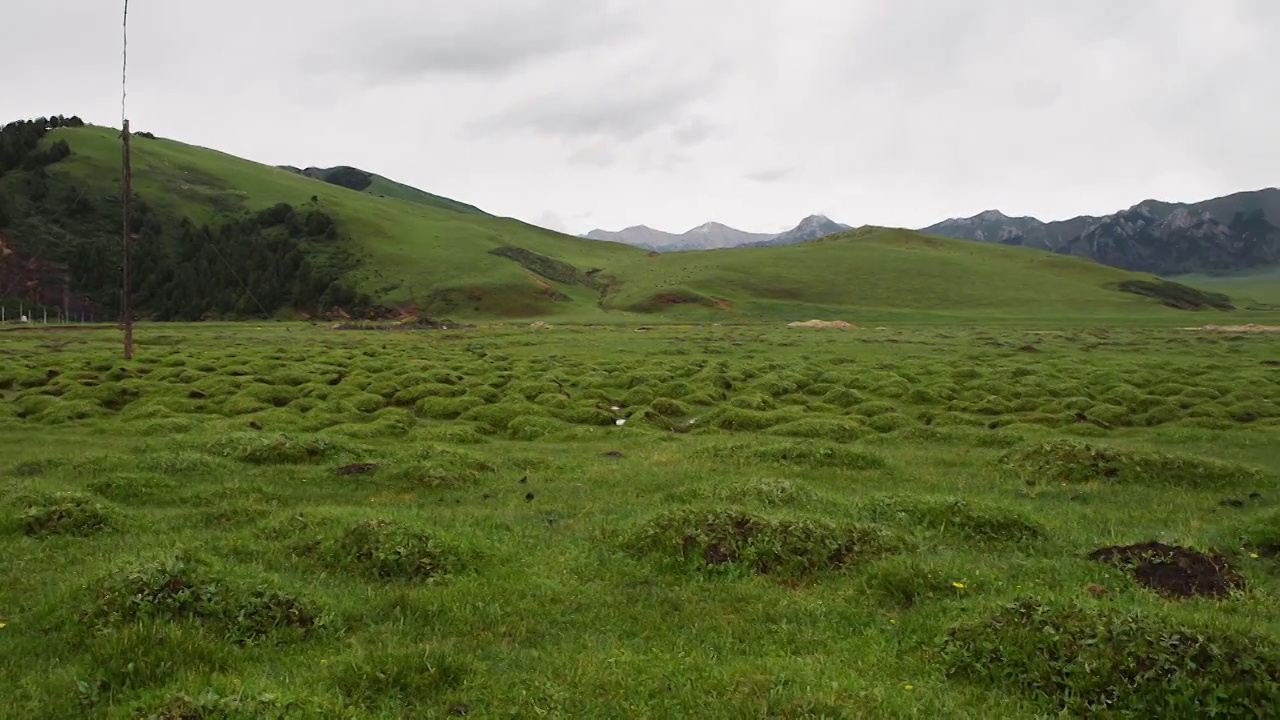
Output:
(0, 115), (384, 321)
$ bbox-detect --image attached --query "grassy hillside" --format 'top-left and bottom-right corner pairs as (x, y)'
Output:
(35, 125), (643, 318)
(0, 119), (1252, 322)
(599, 227), (1221, 322)
(1173, 267), (1280, 309)
(364, 173), (487, 216)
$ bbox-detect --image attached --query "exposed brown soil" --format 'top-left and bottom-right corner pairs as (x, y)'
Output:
(1187, 324), (1280, 333)
(336, 462), (377, 476)
(787, 319), (856, 329)
(1089, 542), (1245, 599)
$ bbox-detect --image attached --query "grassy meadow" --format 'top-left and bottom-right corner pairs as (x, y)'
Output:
(1, 320), (1278, 718)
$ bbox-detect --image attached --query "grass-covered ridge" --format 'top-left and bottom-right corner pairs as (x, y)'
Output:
(1, 117), (1249, 323)
(0, 321), (1277, 718)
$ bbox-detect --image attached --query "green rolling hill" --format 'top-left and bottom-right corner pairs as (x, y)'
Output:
(0, 117), (1242, 323)
(277, 164), (489, 217)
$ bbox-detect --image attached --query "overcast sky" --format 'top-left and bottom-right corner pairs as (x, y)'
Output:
(3, 1), (1278, 235)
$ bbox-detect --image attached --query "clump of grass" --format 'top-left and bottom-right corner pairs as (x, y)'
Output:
(767, 417), (870, 443)
(822, 388), (865, 408)
(860, 556), (967, 609)
(310, 519), (471, 581)
(666, 477), (821, 508)
(415, 424), (490, 444)
(707, 406), (801, 431)
(941, 598), (1280, 717)
(1001, 439), (1262, 488)
(715, 440), (888, 472)
(856, 495), (1044, 544)
(132, 687), (345, 719)
(1228, 509), (1280, 559)
(650, 397), (692, 418)
(14, 491), (121, 537)
(459, 401), (549, 430)
(27, 397), (105, 424)
(553, 404), (618, 427)
(506, 415), (572, 440)
(202, 432), (358, 465)
(330, 645), (470, 710)
(414, 395), (485, 420)
(625, 507), (894, 577)
(85, 554), (321, 643)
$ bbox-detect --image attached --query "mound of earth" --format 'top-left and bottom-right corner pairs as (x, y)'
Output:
(788, 320), (856, 329)
(1089, 542), (1244, 599)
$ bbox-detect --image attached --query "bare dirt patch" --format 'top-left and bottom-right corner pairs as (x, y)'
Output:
(1089, 542), (1245, 599)
(1186, 324), (1280, 333)
(787, 320), (856, 329)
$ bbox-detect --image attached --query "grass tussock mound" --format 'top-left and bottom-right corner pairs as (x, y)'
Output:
(766, 417), (870, 443)
(626, 507), (894, 577)
(12, 491), (121, 537)
(1238, 509), (1280, 559)
(942, 598), (1280, 717)
(665, 477), (821, 508)
(857, 496), (1044, 545)
(202, 432), (362, 465)
(1001, 439), (1262, 488)
(308, 519), (470, 581)
(713, 440), (889, 472)
(85, 554), (320, 643)
(1090, 542), (1246, 599)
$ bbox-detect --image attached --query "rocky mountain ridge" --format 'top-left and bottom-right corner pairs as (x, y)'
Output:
(922, 188), (1280, 274)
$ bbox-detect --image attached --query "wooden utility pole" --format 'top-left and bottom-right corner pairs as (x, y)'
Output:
(120, 0), (134, 359)
(121, 119), (134, 359)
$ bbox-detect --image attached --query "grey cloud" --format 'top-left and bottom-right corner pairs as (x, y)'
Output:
(321, 0), (639, 79)
(470, 69), (725, 142)
(566, 145), (618, 168)
(745, 167), (792, 183)
(670, 118), (717, 146)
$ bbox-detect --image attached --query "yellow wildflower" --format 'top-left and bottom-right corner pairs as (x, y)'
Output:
(1250, 553), (1260, 559)
(903, 684), (914, 691)
(952, 582), (966, 589)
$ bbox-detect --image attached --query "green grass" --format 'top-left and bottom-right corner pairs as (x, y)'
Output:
(1172, 266), (1280, 309)
(363, 174), (487, 217)
(1, 321), (1277, 718)
(34, 126), (1272, 324)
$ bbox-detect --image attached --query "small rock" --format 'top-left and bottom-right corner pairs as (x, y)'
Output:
(525, 492), (535, 502)
(248, 420), (264, 431)
(450, 705), (469, 716)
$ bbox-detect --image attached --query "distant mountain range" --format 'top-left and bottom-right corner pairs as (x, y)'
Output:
(589, 188), (1280, 276)
(583, 214), (851, 252)
(922, 188), (1280, 275)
